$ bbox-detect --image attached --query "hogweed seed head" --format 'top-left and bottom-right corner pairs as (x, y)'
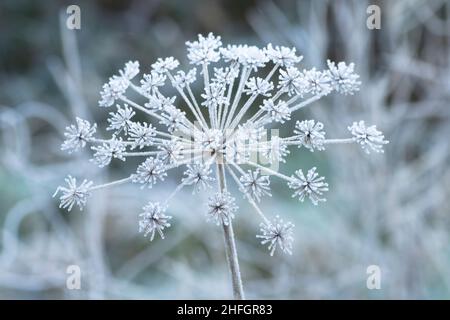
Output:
(53, 175), (93, 211)
(257, 215), (294, 256)
(278, 67), (306, 97)
(265, 43), (303, 67)
(132, 157), (167, 188)
(107, 104), (135, 134)
(186, 33), (222, 65)
(140, 71), (166, 94)
(288, 167), (329, 205)
(302, 68), (332, 96)
(207, 191), (238, 226)
(182, 162), (215, 193)
(348, 121), (389, 154)
(91, 137), (126, 167)
(261, 99), (291, 123)
(120, 61), (140, 80)
(172, 68), (197, 88)
(151, 57), (179, 73)
(61, 117), (97, 154)
(139, 202), (172, 241)
(55, 33), (387, 256)
(239, 169), (271, 202)
(326, 60), (361, 95)
(244, 77), (274, 97)
(158, 140), (184, 165)
(294, 120), (326, 152)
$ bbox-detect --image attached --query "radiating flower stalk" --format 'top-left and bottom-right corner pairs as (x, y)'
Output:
(54, 33), (388, 299)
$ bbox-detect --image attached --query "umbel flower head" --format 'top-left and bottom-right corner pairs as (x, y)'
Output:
(54, 33), (388, 256)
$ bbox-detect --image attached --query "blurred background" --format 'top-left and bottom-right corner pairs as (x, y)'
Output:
(1, 0), (449, 299)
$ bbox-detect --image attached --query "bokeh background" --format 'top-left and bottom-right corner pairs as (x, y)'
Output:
(1, 0), (450, 299)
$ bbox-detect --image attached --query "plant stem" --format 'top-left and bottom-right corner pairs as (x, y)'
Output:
(216, 162), (245, 300)
(221, 219), (245, 300)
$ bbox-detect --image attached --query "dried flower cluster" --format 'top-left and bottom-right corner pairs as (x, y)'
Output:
(54, 33), (388, 256)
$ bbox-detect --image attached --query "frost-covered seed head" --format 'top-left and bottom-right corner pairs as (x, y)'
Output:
(61, 117), (97, 153)
(182, 162), (215, 193)
(91, 137), (126, 167)
(239, 169), (271, 202)
(294, 120), (326, 152)
(348, 121), (389, 154)
(99, 76), (129, 107)
(240, 46), (269, 70)
(107, 104), (135, 134)
(261, 99), (291, 123)
(213, 67), (239, 84)
(119, 61), (140, 80)
(199, 129), (224, 153)
(140, 71), (166, 94)
(201, 82), (228, 108)
(159, 105), (186, 133)
(157, 141), (184, 165)
(278, 67), (306, 97)
(172, 68), (197, 88)
(145, 94), (176, 112)
(186, 33), (222, 65)
(257, 215), (294, 256)
(303, 68), (332, 96)
(326, 60), (361, 95)
(151, 57), (180, 73)
(132, 157), (167, 188)
(128, 122), (156, 150)
(265, 44), (303, 67)
(220, 44), (247, 63)
(244, 77), (274, 97)
(207, 192), (237, 226)
(53, 175), (93, 211)
(139, 202), (172, 241)
(56, 33), (386, 257)
(288, 167), (329, 205)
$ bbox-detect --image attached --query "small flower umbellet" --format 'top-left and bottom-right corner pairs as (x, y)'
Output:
(348, 121), (388, 154)
(61, 117), (97, 153)
(294, 120), (326, 152)
(139, 202), (172, 241)
(53, 175), (93, 211)
(207, 191), (238, 226)
(182, 162), (214, 193)
(239, 169), (271, 203)
(54, 33), (388, 298)
(288, 167), (329, 205)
